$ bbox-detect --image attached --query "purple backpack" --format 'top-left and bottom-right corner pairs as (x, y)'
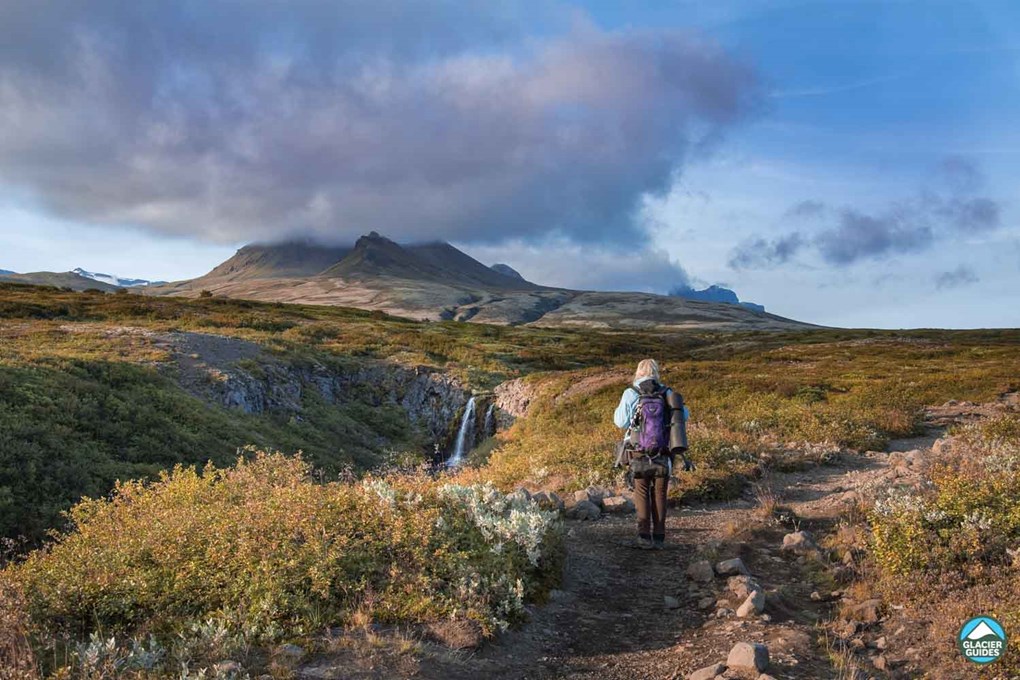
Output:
(630, 380), (669, 453)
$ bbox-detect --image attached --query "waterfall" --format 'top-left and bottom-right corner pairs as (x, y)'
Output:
(483, 403), (495, 438)
(447, 396), (476, 466)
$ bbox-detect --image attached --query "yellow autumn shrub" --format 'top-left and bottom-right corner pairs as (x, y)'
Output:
(7, 451), (563, 658)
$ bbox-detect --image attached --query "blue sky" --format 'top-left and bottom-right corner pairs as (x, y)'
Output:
(1, 0), (1017, 328)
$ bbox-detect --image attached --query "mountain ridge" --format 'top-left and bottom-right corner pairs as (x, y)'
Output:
(148, 234), (811, 330)
(0, 270), (121, 292)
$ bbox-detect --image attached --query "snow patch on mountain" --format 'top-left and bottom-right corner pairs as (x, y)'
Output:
(72, 268), (166, 288)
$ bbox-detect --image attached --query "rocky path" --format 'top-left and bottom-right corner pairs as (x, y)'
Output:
(300, 397), (1018, 679)
(296, 454), (899, 679)
(409, 450), (900, 680)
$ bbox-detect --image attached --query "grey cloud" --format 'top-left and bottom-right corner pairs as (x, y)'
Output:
(935, 265), (979, 290)
(0, 2), (760, 249)
(816, 208), (933, 265)
(728, 231), (805, 269)
(938, 197), (1000, 232)
(729, 157), (1002, 269)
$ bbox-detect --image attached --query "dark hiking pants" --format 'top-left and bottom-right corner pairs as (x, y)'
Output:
(634, 475), (669, 542)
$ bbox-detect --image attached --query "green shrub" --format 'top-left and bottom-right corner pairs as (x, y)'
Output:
(8, 452), (562, 658)
(870, 416), (1020, 577)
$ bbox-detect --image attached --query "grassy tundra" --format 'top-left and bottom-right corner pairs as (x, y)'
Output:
(1, 281), (1019, 676)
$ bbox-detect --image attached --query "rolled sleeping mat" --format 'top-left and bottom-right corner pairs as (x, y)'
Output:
(666, 389), (689, 453)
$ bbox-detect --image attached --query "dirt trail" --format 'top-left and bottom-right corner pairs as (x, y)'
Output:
(394, 454), (895, 679)
(300, 397), (1016, 679)
(299, 456), (898, 679)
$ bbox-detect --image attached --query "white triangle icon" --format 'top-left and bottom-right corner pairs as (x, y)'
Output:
(967, 621), (999, 640)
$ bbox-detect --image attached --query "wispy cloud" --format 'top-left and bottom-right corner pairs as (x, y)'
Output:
(771, 72), (908, 98)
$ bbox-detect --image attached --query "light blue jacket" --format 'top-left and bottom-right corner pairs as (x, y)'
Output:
(614, 378), (689, 429)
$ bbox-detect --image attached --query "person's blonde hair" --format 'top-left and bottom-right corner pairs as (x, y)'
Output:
(634, 358), (660, 383)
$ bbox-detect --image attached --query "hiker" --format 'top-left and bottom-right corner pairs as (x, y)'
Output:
(613, 359), (689, 549)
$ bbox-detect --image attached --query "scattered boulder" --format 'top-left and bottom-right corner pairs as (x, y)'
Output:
(567, 499), (601, 520)
(688, 663), (726, 680)
(687, 560), (715, 583)
(781, 530), (817, 555)
(736, 589), (766, 618)
(531, 491), (565, 512)
(727, 575), (760, 600)
(663, 595), (681, 609)
(573, 486), (611, 508)
(847, 598), (883, 624)
(715, 558), (750, 576)
(726, 642), (769, 673)
(602, 496), (635, 513)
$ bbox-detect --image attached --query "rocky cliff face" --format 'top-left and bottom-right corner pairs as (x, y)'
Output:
(493, 377), (539, 429)
(157, 331), (548, 462)
(219, 362), (471, 451)
(159, 331), (471, 453)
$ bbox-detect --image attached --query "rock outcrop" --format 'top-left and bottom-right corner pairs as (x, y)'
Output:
(493, 377), (538, 427)
(159, 331), (473, 451)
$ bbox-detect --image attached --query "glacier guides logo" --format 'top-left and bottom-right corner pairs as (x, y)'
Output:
(958, 616), (1007, 664)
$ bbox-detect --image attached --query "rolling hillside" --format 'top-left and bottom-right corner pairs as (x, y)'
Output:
(152, 233), (810, 330)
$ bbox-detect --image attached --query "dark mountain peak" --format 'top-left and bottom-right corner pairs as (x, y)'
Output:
(203, 239), (351, 281)
(322, 232), (430, 281)
(670, 283), (765, 313)
(320, 233), (537, 290)
(357, 231), (394, 245)
(491, 263), (525, 281)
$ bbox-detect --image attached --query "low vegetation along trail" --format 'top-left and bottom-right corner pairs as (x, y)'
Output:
(299, 411), (989, 679)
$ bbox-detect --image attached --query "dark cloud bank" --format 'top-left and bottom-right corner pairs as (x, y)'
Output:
(0, 0), (759, 288)
(729, 157), (1002, 271)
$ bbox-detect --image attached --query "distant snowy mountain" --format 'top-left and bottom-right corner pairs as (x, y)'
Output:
(72, 268), (166, 288)
(669, 284), (766, 313)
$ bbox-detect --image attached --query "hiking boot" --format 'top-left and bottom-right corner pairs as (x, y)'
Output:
(631, 537), (655, 550)
(653, 534), (666, 550)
